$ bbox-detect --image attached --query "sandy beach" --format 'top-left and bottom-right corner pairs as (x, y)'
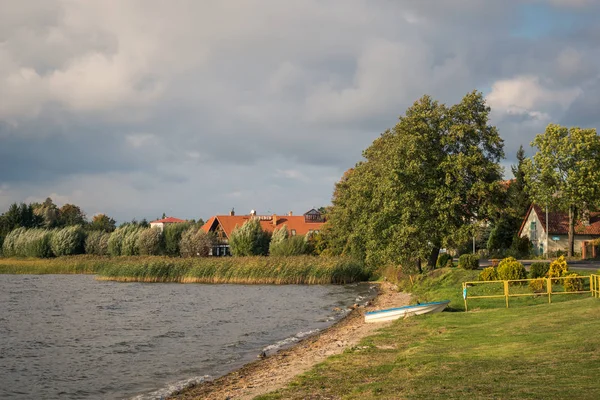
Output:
(169, 282), (411, 400)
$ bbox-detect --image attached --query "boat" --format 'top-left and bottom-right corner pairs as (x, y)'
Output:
(364, 300), (450, 323)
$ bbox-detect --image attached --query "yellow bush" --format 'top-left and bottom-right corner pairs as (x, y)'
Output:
(548, 256), (569, 278)
(528, 278), (546, 293)
(563, 273), (584, 292)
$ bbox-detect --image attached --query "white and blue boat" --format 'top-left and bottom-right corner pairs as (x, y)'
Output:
(364, 300), (450, 323)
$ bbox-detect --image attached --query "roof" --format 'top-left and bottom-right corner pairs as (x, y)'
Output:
(518, 204), (600, 236)
(201, 214), (325, 239)
(150, 217), (187, 224)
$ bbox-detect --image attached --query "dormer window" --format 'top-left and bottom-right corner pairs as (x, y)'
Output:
(291, 229), (296, 236)
(304, 209), (324, 223)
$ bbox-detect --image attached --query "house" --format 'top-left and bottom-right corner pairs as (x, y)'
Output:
(201, 209), (325, 256)
(518, 204), (600, 256)
(149, 216), (187, 232)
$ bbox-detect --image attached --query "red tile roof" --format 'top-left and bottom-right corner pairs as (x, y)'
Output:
(150, 217), (187, 224)
(201, 214), (324, 239)
(519, 204), (600, 236)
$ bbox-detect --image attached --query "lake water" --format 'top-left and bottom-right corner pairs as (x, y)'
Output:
(0, 275), (376, 399)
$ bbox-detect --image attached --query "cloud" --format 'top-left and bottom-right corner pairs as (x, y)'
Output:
(1, 0), (599, 220)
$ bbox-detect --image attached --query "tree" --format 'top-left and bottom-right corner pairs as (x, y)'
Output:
(89, 214), (116, 232)
(509, 145), (532, 221)
(33, 198), (60, 228)
(325, 91), (504, 271)
(163, 223), (192, 256)
(524, 124), (600, 256)
(228, 218), (271, 256)
(59, 204), (87, 227)
(179, 226), (214, 257)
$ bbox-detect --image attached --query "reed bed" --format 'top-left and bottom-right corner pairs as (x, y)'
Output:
(0, 255), (372, 284)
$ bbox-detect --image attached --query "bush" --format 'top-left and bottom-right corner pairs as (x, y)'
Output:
(179, 227), (214, 257)
(84, 231), (110, 256)
(108, 225), (143, 256)
(506, 235), (532, 259)
(529, 262), (550, 279)
(563, 273), (584, 292)
(270, 235), (307, 256)
(478, 266), (498, 281)
(436, 253), (452, 269)
(51, 226), (85, 256)
(548, 255), (569, 278)
(458, 254), (479, 270)
(497, 257), (527, 281)
(2, 227), (53, 258)
(529, 278), (546, 293)
(229, 218), (271, 256)
(121, 226), (144, 256)
(137, 228), (164, 256)
(163, 223), (192, 256)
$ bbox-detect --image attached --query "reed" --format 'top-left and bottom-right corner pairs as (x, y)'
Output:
(0, 255), (372, 284)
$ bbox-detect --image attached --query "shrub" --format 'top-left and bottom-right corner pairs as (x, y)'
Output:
(479, 266), (498, 281)
(458, 254), (479, 270)
(179, 227), (214, 257)
(51, 226), (85, 256)
(137, 228), (164, 256)
(529, 278), (546, 293)
(436, 253), (452, 269)
(108, 225), (143, 256)
(2, 227), (53, 258)
(163, 223), (192, 256)
(563, 273), (584, 292)
(84, 231), (110, 256)
(548, 255), (569, 278)
(229, 218), (271, 256)
(270, 235), (307, 256)
(507, 235), (532, 259)
(529, 262), (550, 279)
(497, 257), (527, 281)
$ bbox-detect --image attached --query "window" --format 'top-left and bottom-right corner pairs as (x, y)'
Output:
(291, 229), (296, 236)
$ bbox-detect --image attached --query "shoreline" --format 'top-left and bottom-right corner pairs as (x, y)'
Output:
(169, 282), (411, 400)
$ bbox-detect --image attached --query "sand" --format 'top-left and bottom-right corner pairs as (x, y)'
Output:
(169, 282), (411, 400)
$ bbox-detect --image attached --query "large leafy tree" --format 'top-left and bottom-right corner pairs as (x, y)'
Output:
(326, 91), (504, 271)
(524, 124), (600, 256)
(89, 213), (117, 232)
(59, 204), (87, 227)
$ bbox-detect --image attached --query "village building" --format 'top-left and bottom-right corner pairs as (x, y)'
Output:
(149, 216), (187, 232)
(201, 209), (325, 256)
(518, 204), (600, 257)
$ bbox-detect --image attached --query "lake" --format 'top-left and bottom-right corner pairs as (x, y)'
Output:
(0, 275), (376, 399)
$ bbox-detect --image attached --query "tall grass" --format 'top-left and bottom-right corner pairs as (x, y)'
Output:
(0, 255), (371, 284)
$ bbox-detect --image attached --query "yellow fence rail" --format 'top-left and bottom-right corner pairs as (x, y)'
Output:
(592, 274), (600, 299)
(463, 275), (599, 311)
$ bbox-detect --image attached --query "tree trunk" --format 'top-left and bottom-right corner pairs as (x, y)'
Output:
(416, 258), (423, 274)
(428, 246), (440, 269)
(568, 205), (576, 257)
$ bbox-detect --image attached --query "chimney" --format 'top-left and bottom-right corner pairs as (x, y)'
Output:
(288, 211), (293, 216)
(229, 208), (235, 216)
(272, 214), (277, 226)
(582, 208), (590, 226)
(250, 210), (256, 216)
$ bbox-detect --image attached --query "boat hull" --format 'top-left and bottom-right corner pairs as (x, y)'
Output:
(364, 300), (450, 323)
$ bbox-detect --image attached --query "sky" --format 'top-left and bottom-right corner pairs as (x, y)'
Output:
(1, 0), (600, 223)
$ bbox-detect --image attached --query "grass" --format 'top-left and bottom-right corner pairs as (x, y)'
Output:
(257, 268), (600, 400)
(0, 255), (371, 284)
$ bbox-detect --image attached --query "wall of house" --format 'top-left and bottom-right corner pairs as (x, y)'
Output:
(520, 212), (598, 255)
(150, 222), (164, 232)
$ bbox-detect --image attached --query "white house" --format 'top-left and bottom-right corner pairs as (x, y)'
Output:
(149, 216), (187, 232)
(519, 204), (600, 256)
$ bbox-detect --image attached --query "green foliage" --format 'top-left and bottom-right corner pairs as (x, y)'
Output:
(33, 197), (60, 228)
(84, 231), (110, 256)
(121, 225), (144, 256)
(89, 214), (116, 232)
(506, 235), (531, 259)
(136, 228), (164, 256)
(325, 91), (504, 269)
(229, 218), (271, 256)
(529, 262), (550, 279)
(563, 273), (584, 292)
(269, 225), (288, 252)
(524, 124), (600, 256)
(497, 257), (527, 281)
(436, 253), (452, 269)
(2, 227), (54, 258)
(458, 254), (479, 270)
(478, 266), (498, 281)
(50, 226), (85, 256)
(270, 235), (307, 256)
(58, 204), (86, 227)
(548, 255), (569, 278)
(163, 223), (192, 256)
(108, 225), (143, 256)
(179, 227), (214, 257)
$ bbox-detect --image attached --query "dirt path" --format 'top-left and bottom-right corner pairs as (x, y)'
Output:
(170, 283), (411, 400)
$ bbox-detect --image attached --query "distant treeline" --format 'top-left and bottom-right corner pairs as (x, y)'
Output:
(0, 256), (372, 285)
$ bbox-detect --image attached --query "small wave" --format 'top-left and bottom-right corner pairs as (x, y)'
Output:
(261, 329), (320, 353)
(130, 375), (211, 400)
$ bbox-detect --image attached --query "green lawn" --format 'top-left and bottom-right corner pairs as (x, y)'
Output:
(258, 269), (600, 399)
